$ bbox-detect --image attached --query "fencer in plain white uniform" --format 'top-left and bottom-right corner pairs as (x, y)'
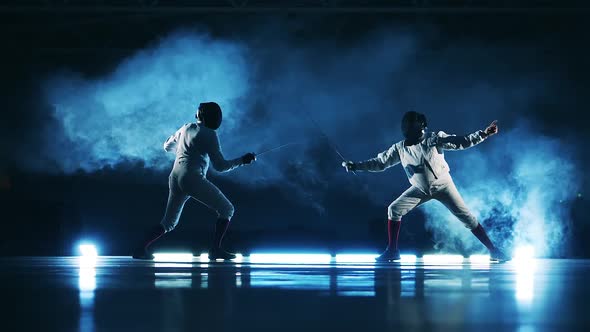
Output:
(343, 111), (509, 262)
(133, 102), (255, 260)
(161, 122), (243, 230)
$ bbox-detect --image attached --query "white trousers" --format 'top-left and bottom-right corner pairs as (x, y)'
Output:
(160, 162), (234, 232)
(387, 178), (478, 230)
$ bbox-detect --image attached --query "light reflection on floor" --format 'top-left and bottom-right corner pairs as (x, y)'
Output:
(77, 256), (96, 332)
(4, 256), (588, 331)
(145, 254), (541, 308)
(514, 255), (537, 305)
(336, 271), (375, 297)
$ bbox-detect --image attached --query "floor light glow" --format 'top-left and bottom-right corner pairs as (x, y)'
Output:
(79, 244), (98, 257)
(400, 254), (418, 263)
(251, 270), (330, 290)
(154, 272), (193, 288)
(469, 255), (491, 263)
(335, 254), (377, 263)
(423, 254), (465, 264)
(514, 245), (535, 261)
(513, 245), (536, 304)
(153, 253), (193, 262)
(78, 267), (96, 292)
(249, 253), (332, 264)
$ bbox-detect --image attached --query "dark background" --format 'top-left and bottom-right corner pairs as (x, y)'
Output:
(1, 1), (588, 257)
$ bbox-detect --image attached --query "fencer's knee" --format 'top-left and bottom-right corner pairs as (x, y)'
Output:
(160, 213), (181, 233)
(160, 221), (176, 233)
(387, 203), (404, 221)
(219, 202), (235, 220)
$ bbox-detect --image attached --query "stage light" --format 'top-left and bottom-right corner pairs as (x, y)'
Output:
(469, 254), (491, 263)
(196, 252), (243, 262)
(153, 253), (193, 262)
(78, 244), (98, 268)
(335, 254), (377, 263)
(249, 253), (332, 264)
(400, 254), (417, 263)
(423, 254), (464, 264)
(79, 244), (98, 257)
(514, 245), (535, 261)
(78, 244), (97, 292)
(332, 253), (418, 263)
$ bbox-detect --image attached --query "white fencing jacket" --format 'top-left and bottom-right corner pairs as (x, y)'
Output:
(355, 130), (488, 192)
(163, 122), (243, 176)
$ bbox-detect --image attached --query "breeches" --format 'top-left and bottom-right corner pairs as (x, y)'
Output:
(387, 180), (478, 230)
(160, 169), (234, 232)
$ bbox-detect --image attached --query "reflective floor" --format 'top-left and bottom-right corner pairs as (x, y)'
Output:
(5, 256), (590, 331)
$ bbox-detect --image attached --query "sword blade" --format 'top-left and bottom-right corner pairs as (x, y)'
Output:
(257, 142), (301, 156)
(304, 111), (357, 176)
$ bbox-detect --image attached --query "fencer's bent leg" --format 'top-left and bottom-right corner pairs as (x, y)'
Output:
(181, 177), (237, 260)
(471, 224), (496, 251)
(388, 219), (402, 251)
(160, 175), (190, 232)
(132, 175), (187, 259)
(433, 181), (478, 230)
(377, 186), (431, 262)
(208, 218), (236, 260)
(132, 225), (166, 259)
(183, 177), (235, 220)
(387, 186), (431, 221)
(213, 218), (231, 248)
(434, 180), (510, 261)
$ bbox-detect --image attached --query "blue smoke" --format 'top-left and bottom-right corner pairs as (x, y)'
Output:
(41, 28), (580, 256)
(44, 31), (250, 172)
(422, 124), (579, 257)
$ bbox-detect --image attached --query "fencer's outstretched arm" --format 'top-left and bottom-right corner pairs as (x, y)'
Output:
(163, 129), (182, 152)
(343, 144), (401, 172)
(208, 132), (255, 173)
(431, 120), (498, 151)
